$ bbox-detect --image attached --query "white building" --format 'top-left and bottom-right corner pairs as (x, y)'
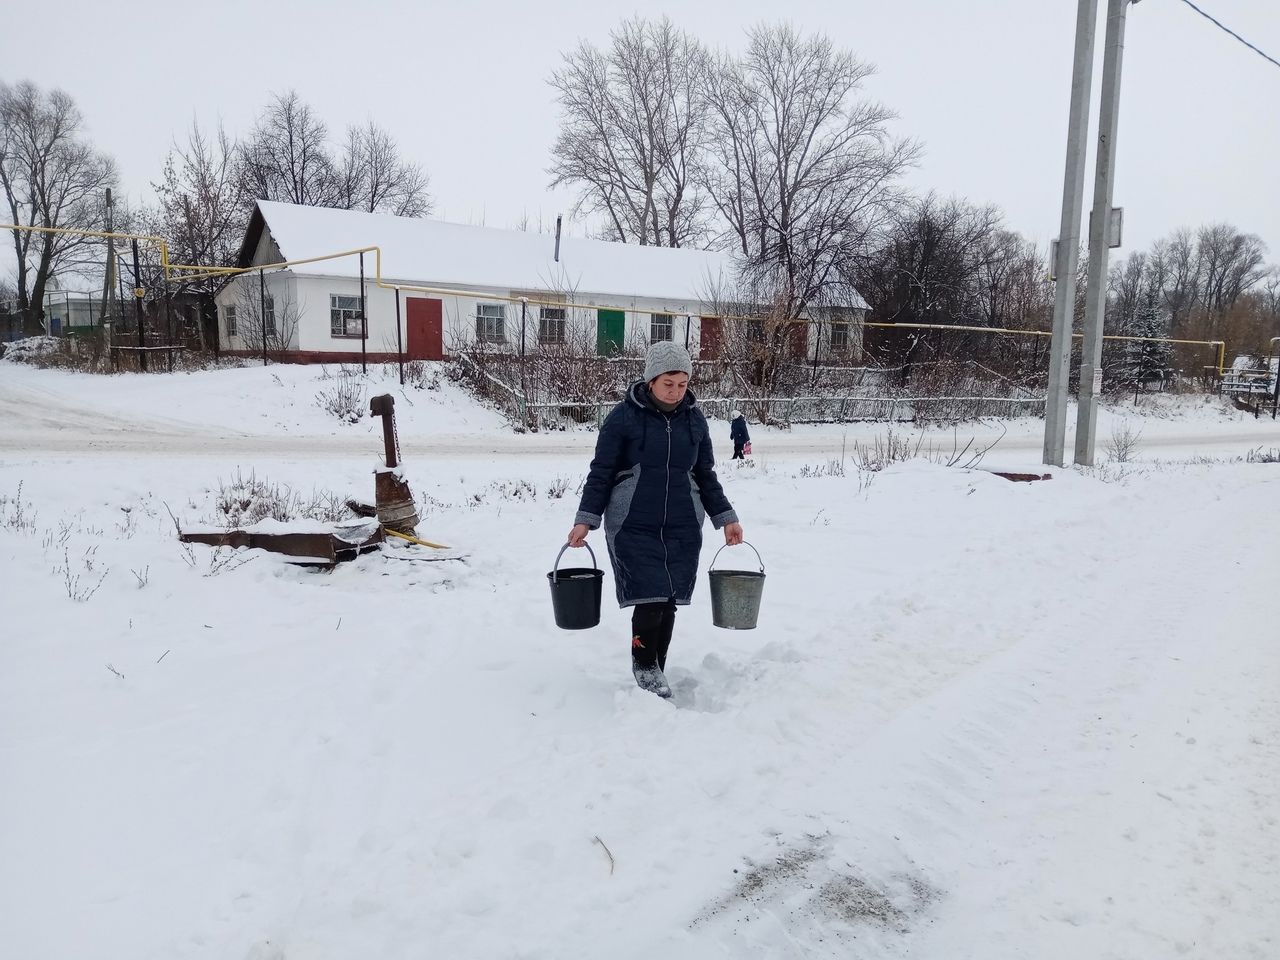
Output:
(217, 201), (867, 363)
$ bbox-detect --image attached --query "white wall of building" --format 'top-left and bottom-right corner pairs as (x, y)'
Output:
(215, 272), (299, 352)
(219, 272), (711, 358)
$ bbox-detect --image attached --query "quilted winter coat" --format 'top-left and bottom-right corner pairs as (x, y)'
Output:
(575, 381), (738, 608)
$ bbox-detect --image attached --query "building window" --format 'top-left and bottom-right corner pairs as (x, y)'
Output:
(830, 321), (850, 353)
(476, 303), (506, 343)
(224, 304), (237, 337)
(539, 306), (566, 345)
(330, 294), (363, 337)
(262, 296), (275, 337)
(651, 313), (673, 342)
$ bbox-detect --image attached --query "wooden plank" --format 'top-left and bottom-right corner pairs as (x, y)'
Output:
(179, 525), (384, 566)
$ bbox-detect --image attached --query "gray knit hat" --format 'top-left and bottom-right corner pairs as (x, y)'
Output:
(643, 341), (692, 382)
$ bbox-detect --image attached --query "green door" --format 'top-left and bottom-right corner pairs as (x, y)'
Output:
(596, 309), (625, 356)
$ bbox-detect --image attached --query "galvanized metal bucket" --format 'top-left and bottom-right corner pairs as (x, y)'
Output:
(548, 542), (603, 630)
(708, 541), (765, 630)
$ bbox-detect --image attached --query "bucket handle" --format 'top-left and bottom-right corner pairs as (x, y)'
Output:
(552, 541), (599, 582)
(709, 540), (764, 574)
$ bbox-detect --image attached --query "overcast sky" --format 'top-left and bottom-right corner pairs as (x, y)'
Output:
(2, 0), (1278, 271)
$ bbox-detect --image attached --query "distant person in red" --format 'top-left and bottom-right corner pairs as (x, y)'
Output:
(730, 409), (750, 459)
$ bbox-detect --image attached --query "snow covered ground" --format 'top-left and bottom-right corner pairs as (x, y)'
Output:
(1, 361), (1277, 959)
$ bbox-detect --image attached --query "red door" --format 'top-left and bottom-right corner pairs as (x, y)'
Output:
(406, 297), (444, 360)
(699, 316), (723, 359)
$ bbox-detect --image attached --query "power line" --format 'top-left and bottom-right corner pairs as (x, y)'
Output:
(1177, 0), (1280, 71)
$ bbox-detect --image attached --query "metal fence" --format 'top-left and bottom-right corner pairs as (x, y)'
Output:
(457, 351), (1047, 430)
(522, 394), (1045, 429)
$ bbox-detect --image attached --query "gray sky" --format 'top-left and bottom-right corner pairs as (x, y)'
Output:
(2, 0), (1278, 271)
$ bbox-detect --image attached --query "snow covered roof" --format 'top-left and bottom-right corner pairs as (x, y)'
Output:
(245, 201), (870, 311)
(247, 200), (733, 305)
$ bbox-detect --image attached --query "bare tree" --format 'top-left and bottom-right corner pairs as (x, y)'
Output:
(549, 16), (710, 247)
(238, 91), (339, 207)
(1262, 268), (1280, 321)
(698, 271), (813, 418)
(852, 194), (1008, 372)
(238, 93), (433, 222)
(703, 24), (918, 325)
(1140, 239), (1172, 332)
(150, 119), (248, 347)
(1197, 223), (1267, 314)
(993, 241), (1056, 379)
(1163, 228), (1202, 331)
(1108, 251), (1147, 334)
(973, 229), (1046, 328)
(336, 120), (432, 217)
(0, 81), (118, 333)
(1100, 224), (1273, 381)
(154, 119), (246, 273)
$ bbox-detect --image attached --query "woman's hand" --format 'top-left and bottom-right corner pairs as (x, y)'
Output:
(567, 523), (590, 547)
(723, 522), (744, 546)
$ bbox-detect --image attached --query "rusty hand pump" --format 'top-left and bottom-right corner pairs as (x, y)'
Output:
(369, 394), (419, 535)
(370, 393), (400, 467)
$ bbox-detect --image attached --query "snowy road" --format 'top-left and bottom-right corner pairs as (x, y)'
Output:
(2, 362), (1279, 460)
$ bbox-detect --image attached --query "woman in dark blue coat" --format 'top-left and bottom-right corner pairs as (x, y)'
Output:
(567, 342), (744, 698)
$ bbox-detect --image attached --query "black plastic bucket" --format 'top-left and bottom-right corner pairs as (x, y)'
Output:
(708, 541), (766, 630)
(548, 542), (604, 630)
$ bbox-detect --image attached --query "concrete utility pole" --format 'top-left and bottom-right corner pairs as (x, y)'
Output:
(1076, 0), (1137, 466)
(1044, 0), (1100, 467)
(98, 188), (116, 327)
(131, 238), (146, 372)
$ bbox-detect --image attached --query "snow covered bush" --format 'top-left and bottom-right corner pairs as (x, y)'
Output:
(1, 334), (113, 373)
(210, 470), (351, 527)
(852, 429), (924, 472)
(545, 475), (575, 499)
(1, 336), (62, 363)
(845, 426), (997, 473)
(415, 476), (579, 515)
(0, 481), (37, 533)
(1, 334), (232, 374)
(1247, 447), (1279, 463)
(799, 458), (847, 479)
(469, 478), (539, 507)
(213, 471), (294, 526)
(53, 544), (109, 602)
(1106, 421), (1143, 463)
(315, 371), (366, 423)
(401, 360), (442, 391)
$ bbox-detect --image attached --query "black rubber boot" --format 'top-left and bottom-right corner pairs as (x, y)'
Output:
(631, 602), (673, 698)
(632, 663), (672, 698)
(656, 602), (677, 671)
